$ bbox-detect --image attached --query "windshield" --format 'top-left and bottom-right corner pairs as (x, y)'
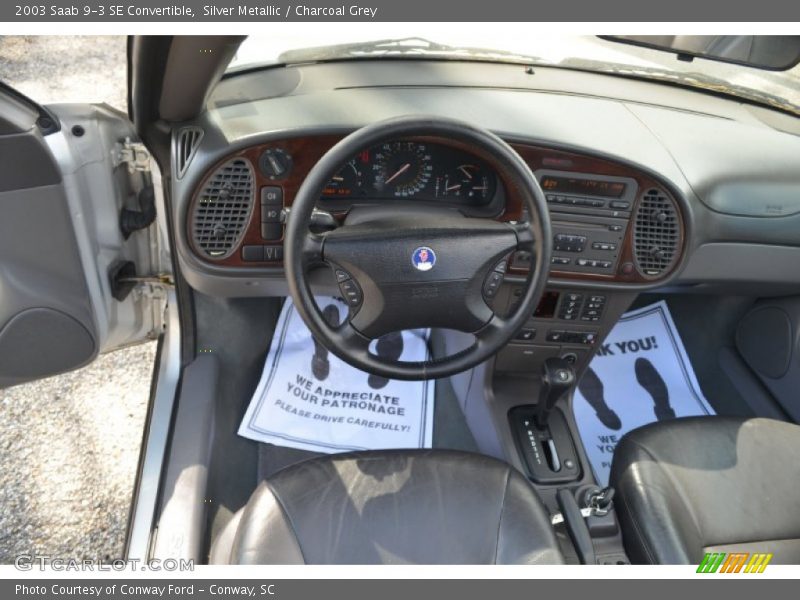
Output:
(229, 29), (800, 116)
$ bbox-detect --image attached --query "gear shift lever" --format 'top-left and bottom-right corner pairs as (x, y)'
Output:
(509, 356), (581, 483)
(535, 357), (576, 429)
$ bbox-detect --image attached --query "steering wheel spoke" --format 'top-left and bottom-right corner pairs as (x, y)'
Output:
(475, 313), (509, 343)
(302, 231), (326, 263)
(336, 320), (372, 353)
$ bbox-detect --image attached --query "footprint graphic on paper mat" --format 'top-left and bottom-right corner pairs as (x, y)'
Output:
(367, 331), (404, 390)
(311, 304), (341, 381)
(634, 357), (676, 421)
(577, 366), (622, 430)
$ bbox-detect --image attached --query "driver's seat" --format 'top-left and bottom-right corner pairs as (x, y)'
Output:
(209, 449), (564, 564)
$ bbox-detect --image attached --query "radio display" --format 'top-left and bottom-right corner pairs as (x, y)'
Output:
(541, 176), (626, 199)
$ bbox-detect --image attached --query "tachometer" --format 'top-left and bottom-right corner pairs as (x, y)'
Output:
(372, 141), (433, 198)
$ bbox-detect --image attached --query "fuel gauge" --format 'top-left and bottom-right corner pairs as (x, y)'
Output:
(322, 159), (364, 198)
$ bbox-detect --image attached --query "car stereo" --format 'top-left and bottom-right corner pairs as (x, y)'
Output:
(511, 170), (639, 277)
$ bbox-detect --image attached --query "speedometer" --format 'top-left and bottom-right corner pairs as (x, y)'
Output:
(372, 141), (433, 198)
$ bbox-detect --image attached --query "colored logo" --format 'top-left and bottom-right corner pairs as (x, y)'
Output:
(697, 552), (773, 574)
(411, 247), (436, 271)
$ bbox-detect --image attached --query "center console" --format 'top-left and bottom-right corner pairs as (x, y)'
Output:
(481, 282), (640, 564)
(492, 284), (636, 376)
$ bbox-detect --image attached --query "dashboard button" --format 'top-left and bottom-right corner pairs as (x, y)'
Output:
(261, 186), (283, 206)
(494, 259), (509, 273)
(335, 269), (351, 283)
(610, 200), (631, 209)
(483, 271), (504, 298)
(591, 242), (617, 251)
(516, 328), (537, 342)
(241, 245), (263, 262)
(263, 245), (283, 262)
(339, 279), (363, 307)
(511, 251), (532, 269)
(262, 206), (281, 223)
(261, 223), (282, 240)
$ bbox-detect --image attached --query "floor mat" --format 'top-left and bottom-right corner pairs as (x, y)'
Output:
(239, 296), (434, 453)
(573, 300), (715, 485)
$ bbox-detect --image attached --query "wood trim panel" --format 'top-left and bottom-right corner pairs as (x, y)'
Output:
(186, 135), (685, 283)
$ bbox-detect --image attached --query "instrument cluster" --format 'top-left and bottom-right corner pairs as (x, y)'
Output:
(319, 140), (498, 206)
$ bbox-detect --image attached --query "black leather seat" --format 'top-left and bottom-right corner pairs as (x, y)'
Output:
(611, 417), (800, 564)
(210, 449), (564, 564)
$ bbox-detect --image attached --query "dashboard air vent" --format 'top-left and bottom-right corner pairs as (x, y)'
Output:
(175, 127), (204, 179)
(632, 188), (680, 278)
(191, 158), (255, 259)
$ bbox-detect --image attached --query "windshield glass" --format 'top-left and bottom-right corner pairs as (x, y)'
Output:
(229, 29), (800, 116)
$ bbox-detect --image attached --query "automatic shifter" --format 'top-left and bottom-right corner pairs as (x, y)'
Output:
(508, 356), (581, 483)
(534, 357), (576, 429)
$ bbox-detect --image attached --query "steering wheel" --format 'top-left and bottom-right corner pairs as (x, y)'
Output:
(285, 116), (552, 380)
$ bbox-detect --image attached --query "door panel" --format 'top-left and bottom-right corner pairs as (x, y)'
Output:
(0, 93), (164, 388)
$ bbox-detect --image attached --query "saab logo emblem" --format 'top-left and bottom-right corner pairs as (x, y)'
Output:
(411, 247), (436, 271)
(696, 552), (773, 573)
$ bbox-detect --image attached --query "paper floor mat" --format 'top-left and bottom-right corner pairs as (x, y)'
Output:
(573, 300), (715, 486)
(239, 296), (434, 453)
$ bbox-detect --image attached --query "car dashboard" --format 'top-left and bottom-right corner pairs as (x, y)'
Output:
(170, 59), (800, 376)
(184, 131), (685, 287)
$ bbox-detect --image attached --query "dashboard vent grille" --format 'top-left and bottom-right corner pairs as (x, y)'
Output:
(633, 188), (680, 278)
(191, 158), (255, 259)
(175, 127), (204, 179)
